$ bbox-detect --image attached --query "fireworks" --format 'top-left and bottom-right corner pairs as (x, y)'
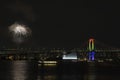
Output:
(9, 22), (32, 44)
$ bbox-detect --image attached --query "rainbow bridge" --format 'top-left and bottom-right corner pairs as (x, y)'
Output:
(0, 38), (120, 62)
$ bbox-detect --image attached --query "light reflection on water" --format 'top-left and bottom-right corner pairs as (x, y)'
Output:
(11, 61), (28, 80)
(38, 75), (57, 80)
(84, 63), (96, 80)
(0, 61), (120, 80)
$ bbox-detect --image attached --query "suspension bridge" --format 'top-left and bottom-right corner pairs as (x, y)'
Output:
(0, 38), (120, 62)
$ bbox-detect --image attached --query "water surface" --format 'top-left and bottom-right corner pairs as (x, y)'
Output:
(0, 61), (120, 80)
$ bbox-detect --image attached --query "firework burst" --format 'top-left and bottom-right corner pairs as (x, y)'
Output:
(9, 22), (32, 44)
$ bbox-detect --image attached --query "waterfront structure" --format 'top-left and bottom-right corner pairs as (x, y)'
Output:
(0, 38), (120, 62)
(88, 38), (95, 61)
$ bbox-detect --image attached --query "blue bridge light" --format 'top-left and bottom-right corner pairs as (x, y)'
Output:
(89, 51), (95, 61)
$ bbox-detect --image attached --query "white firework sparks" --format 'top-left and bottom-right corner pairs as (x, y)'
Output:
(14, 25), (27, 35)
(9, 23), (31, 37)
(9, 22), (32, 44)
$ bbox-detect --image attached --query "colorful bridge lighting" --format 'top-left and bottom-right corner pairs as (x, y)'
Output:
(89, 38), (94, 51)
(89, 51), (95, 61)
(88, 38), (95, 61)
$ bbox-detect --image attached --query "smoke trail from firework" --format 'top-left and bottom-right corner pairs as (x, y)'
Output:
(9, 22), (32, 44)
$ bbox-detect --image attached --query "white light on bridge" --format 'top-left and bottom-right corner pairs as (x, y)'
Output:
(62, 52), (77, 60)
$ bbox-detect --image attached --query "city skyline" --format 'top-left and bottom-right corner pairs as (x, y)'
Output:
(0, 0), (120, 48)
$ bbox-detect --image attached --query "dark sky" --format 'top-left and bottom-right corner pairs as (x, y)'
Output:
(0, 0), (120, 48)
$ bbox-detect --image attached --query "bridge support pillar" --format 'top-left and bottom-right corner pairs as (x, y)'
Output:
(88, 51), (95, 61)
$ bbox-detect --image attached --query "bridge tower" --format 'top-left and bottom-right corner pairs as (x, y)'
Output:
(88, 38), (95, 61)
(89, 38), (95, 51)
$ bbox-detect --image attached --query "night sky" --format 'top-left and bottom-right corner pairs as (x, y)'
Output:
(0, 0), (120, 48)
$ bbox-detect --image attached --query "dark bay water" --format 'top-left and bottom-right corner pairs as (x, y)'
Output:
(0, 61), (120, 80)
